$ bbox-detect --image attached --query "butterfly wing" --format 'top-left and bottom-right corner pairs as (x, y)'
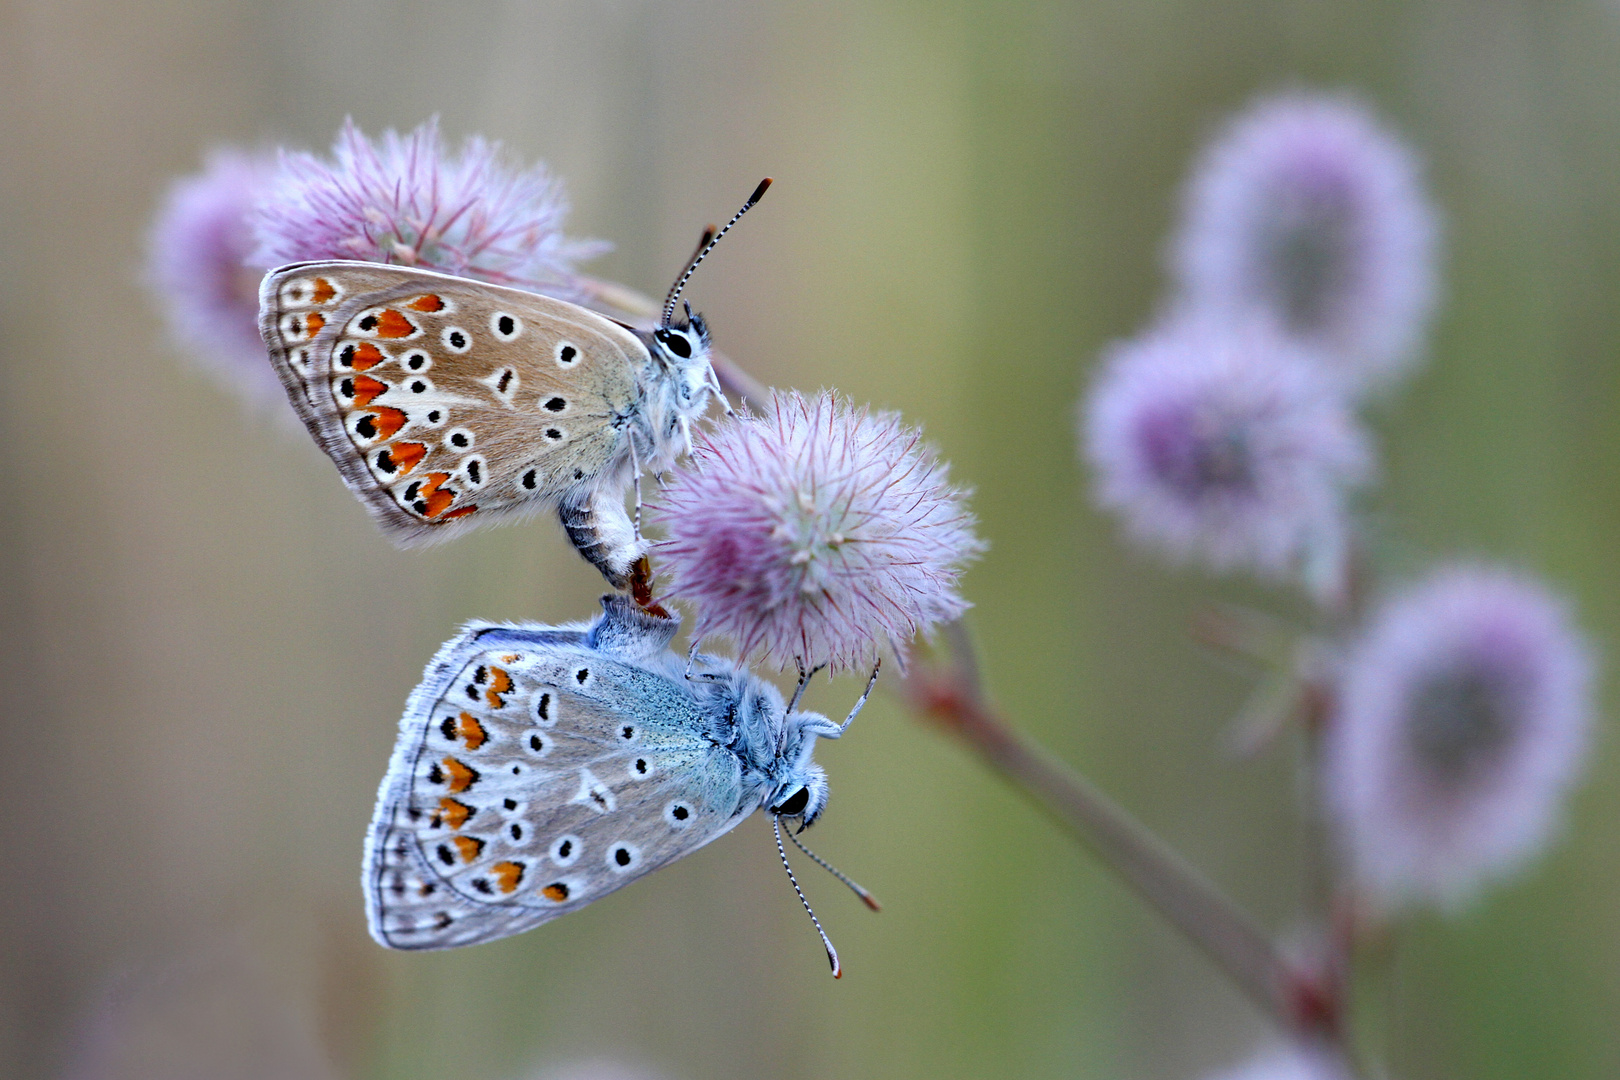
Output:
(261, 261), (648, 546)
(364, 601), (756, 950)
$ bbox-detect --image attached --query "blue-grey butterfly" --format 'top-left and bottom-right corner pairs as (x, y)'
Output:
(363, 594), (879, 974)
(258, 181), (770, 590)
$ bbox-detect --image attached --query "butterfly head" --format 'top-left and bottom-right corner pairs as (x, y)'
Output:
(767, 710), (841, 828)
(649, 307), (712, 373)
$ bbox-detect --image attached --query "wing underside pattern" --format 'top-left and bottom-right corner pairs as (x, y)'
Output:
(259, 261), (645, 545)
(364, 623), (751, 949)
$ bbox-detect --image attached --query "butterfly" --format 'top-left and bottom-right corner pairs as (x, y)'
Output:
(363, 593), (880, 975)
(258, 181), (770, 589)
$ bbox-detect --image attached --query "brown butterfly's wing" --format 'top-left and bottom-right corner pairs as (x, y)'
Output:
(260, 261), (647, 546)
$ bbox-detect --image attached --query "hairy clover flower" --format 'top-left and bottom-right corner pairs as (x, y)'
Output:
(251, 118), (605, 301)
(1171, 92), (1440, 393)
(652, 391), (983, 672)
(1083, 314), (1372, 585)
(1324, 565), (1595, 909)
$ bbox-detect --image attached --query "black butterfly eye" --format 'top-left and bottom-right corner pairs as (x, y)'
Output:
(663, 332), (692, 359)
(773, 787), (810, 817)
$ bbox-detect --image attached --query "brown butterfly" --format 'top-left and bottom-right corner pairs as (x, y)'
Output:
(258, 180), (769, 587)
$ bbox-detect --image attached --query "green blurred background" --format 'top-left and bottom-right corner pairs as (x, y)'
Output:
(3, 1), (1618, 1077)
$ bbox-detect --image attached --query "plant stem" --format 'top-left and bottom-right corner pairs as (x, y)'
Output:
(900, 625), (1357, 1063)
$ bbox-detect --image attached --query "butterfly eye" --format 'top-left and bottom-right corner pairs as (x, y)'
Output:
(662, 332), (693, 359)
(773, 787), (810, 817)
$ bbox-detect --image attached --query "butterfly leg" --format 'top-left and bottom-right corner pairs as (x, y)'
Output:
(628, 437), (643, 541)
(704, 362), (735, 418)
(837, 658), (883, 734)
(683, 638), (725, 682)
(786, 659), (826, 714)
(558, 486), (649, 590)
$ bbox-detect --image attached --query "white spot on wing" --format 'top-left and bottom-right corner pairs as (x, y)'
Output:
(571, 768), (616, 814)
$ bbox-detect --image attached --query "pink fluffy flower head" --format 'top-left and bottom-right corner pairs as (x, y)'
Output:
(251, 118), (605, 301)
(651, 391), (983, 672)
(1171, 92), (1440, 394)
(1202, 1043), (1352, 1080)
(1324, 565), (1595, 910)
(1083, 314), (1372, 586)
(147, 149), (281, 406)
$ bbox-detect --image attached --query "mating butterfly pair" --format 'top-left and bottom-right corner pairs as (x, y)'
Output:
(257, 180), (876, 973)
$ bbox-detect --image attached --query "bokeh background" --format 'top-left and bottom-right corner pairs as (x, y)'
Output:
(3, 1), (1619, 1078)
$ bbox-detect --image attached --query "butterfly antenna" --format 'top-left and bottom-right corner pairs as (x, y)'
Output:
(787, 828), (882, 912)
(662, 177), (773, 327)
(839, 658), (882, 733)
(775, 816), (841, 978)
(786, 660), (826, 714)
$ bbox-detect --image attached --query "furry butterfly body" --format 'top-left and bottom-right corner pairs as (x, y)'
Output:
(364, 595), (846, 950)
(259, 260), (719, 585)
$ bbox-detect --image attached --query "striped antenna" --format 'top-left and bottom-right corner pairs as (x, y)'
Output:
(661, 177), (773, 327)
(775, 815), (841, 977)
(787, 827), (882, 912)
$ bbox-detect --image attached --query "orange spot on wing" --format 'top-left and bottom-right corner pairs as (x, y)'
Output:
(412, 473), (457, 519)
(492, 861), (524, 893)
(455, 712), (488, 750)
(485, 667), (513, 709)
(442, 757), (478, 793)
(390, 442), (426, 473)
(423, 488), (454, 518)
(352, 374), (388, 407)
(351, 342), (385, 370)
(311, 278), (336, 303)
(435, 797), (473, 830)
(452, 835), (485, 863)
(541, 883), (569, 902)
(375, 309), (416, 338)
(500, 654), (522, 664)
(406, 294), (444, 312)
(370, 407), (407, 439)
(304, 312), (326, 334)
(441, 505), (478, 521)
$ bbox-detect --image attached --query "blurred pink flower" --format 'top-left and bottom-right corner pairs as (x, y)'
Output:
(1324, 565), (1595, 909)
(651, 391), (983, 672)
(1170, 92), (1440, 394)
(1201, 1042), (1352, 1080)
(146, 148), (280, 406)
(250, 118), (606, 300)
(1082, 314), (1372, 585)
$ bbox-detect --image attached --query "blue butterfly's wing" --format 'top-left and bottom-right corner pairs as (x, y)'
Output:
(364, 599), (757, 950)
